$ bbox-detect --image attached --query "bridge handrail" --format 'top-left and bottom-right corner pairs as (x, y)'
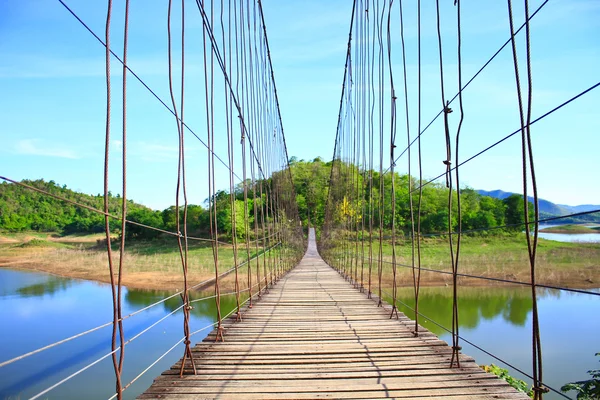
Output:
(0, 243), (280, 370)
(374, 286), (571, 400)
(107, 284), (262, 400)
(27, 280), (263, 400)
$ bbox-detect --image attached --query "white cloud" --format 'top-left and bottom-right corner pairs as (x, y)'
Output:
(15, 139), (80, 159)
(138, 142), (179, 161)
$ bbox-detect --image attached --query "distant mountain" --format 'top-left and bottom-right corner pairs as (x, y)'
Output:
(476, 189), (600, 223)
(558, 204), (600, 214)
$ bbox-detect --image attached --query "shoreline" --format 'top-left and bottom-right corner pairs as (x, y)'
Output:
(3, 261), (598, 292)
(2, 232), (599, 292)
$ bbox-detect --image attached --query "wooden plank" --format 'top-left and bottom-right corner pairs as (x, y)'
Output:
(138, 229), (529, 399)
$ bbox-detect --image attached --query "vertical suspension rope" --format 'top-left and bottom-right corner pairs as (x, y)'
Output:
(353, 3), (360, 288)
(507, 0), (545, 396)
(434, 0), (458, 366)
(103, 1), (124, 397)
(367, 0), (375, 299)
(376, 0), (385, 307)
(115, 0), (130, 391)
(241, 136), (253, 307)
(200, 0), (224, 343)
(387, 0), (399, 320)
(359, 1), (369, 293)
(225, 0), (241, 323)
(168, 0), (196, 376)
(414, 0), (423, 336)
(450, 0), (465, 368)
(397, 0), (416, 332)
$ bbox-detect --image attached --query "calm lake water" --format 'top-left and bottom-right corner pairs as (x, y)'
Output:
(1, 268), (598, 399)
(538, 224), (600, 243)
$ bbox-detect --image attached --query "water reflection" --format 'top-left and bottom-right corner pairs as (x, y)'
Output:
(0, 269), (243, 400)
(1, 269), (242, 321)
(392, 286), (560, 336)
(1, 268), (598, 400)
(125, 288), (245, 319)
(16, 276), (74, 297)
(0, 269), (75, 297)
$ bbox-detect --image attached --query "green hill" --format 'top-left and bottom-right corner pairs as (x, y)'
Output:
(0, 179), (151, 234)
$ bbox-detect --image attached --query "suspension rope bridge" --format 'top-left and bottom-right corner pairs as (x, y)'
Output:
(0, 0), (598, 399)
(139, 229), (529, 399)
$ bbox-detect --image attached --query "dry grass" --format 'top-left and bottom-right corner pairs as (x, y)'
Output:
(322, 233), (600, 289)
(0, 234), (287, 291)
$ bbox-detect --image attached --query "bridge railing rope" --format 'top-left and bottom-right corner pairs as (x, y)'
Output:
(320, 1), (598, 399)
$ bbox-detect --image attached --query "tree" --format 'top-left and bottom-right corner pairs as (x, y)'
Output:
(125, 208), (164, 240)
(561, 353), (600, 399)
(503, 194), (535, 231)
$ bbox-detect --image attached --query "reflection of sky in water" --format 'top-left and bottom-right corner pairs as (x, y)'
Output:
(535, 224), (600, 243)
(538, 232), (600, 243)
(393, 286), (600, 400)
(0, 268), (598, 400)
(0, 269), (221, 400)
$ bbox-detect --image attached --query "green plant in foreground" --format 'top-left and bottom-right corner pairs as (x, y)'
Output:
(482, 364), (533, 398)
(561, 353), (600, 399)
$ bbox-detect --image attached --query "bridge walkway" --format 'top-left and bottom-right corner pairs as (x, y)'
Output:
(138, 229), (529, 399)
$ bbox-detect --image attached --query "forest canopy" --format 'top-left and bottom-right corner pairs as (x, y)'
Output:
(0, 158), (563, 238)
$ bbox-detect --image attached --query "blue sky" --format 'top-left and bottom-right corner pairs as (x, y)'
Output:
(0, 0), (598, 211)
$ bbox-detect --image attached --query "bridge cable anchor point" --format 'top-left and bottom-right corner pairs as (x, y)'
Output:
(532, 386), (550, 394)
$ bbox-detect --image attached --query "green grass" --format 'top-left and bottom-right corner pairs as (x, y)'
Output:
(540, 224), (599, 234)
(16, 238), (68, 249)
(0, 231), (301, 290)
(322, 231), (600, 287)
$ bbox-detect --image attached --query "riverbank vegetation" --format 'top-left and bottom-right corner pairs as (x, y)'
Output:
(0, 232), (289, 291)
(2, 230), (598, 290)
(320, 232), (600, 289)
(1, 159), (599, 290)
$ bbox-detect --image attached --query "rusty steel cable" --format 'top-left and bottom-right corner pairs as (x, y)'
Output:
(0, 177), (232, 246)
(507, 0), (545, 396)
(386, 0), (399, 320)
(434, 0), (460, 367)
(384, 0), (552, 176)
(113, 284), (267, 398)
(19, 1), (304, 395)
(200, 0), (223, 343)
(115, 0), (130, 391)
(395, 0), (419, 339)
(360, 252), (600, 297)
(193, 0), (270, 183)
(167, 0), (196, 376)
(26, 276), (265, 400)
(366, 0), (375, 299)
(450, 0), (465, 369)
(101, 1), (124, 397)
(413, 0), (424, 337)
(0, 255), (277, 370)
(376, 0), (385, 307)
(376, 288), (571, 400)
(57, 0), (242, 184)
(410, 80), (600, 196)
(226, 0), (241, 322)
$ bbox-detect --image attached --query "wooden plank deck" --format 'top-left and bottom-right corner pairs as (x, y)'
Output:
(138, 229), (529, 399)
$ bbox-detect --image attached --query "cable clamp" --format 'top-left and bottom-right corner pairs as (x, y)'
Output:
(532, 386), (549, 393)
(452, 345), (462, 351)
(444, 101), (453, 114)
